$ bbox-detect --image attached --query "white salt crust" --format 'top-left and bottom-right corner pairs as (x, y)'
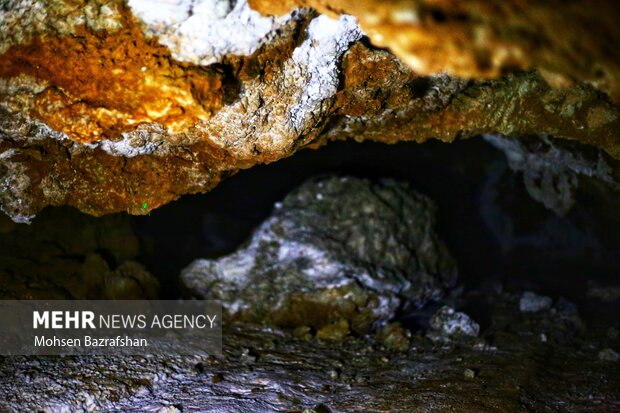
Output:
(288, 14), (362, 132)
(127, 0), (290, 65)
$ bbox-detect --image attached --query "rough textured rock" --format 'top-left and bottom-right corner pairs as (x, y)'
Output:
(0, 289), (617, 412)
(0, 207), (159, 299)
(0, 0), (619, 222)
(182, 176), (456, 334)
(485, 134), (620, 215)
(428, 305), (480, 338)
(251, 0), (620, 103)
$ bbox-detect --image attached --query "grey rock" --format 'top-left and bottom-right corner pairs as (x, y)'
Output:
(429, 306), (480, 338)
(463, 368), (476, 379)
(598, 348), (619, 362)
(519, 291), (553, 313)
(484, 134), (619, 216)
(182, 176), (457, 333)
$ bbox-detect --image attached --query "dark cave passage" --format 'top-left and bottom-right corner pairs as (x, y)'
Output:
(131, 137), (620, 314)
(0, 135), (620, 319)
(1, 136), (618, 329)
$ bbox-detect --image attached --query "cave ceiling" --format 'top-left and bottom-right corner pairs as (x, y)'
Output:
(0, 0), (619, 222)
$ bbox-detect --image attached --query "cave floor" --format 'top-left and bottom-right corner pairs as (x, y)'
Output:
(0, 288), (617, 412)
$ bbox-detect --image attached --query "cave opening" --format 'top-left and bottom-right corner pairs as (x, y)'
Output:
(3, 136), (617, 331)
(132, 137), (620, 330)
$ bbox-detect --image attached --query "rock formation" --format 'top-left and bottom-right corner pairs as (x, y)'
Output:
(484, 134), (620, 215)
(1, 0), (619, 222)
(182, 176), (456, 335)
(251, 0), (620, 103)
(0, 207), (159, 299)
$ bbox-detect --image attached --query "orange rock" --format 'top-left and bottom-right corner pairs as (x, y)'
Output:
(0, 5), (225, 142)
(251, 0), (620, 103)
(0, 1), (618, 220)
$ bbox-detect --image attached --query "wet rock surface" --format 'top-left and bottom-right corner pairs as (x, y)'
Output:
(182, 176), (456, 334)
(0, 1), (619, 411)
(0, 288), (618, 412)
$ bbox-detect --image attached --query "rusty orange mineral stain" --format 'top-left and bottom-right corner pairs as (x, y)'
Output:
(0, 8), (224, 142)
